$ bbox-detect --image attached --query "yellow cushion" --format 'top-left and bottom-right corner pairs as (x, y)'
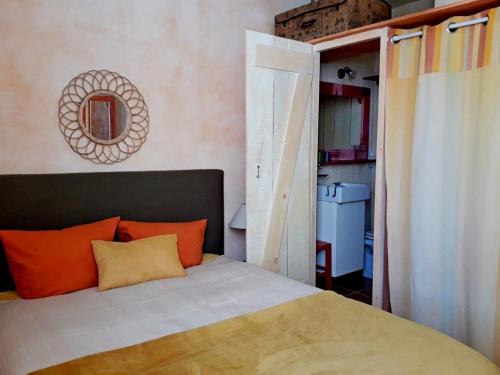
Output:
(92, 234), (186, 291)
(0, 291), (19, 301)
(201, 253), (220, 264)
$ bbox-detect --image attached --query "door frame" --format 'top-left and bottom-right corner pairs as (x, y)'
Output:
(310, 53), (320, 287)
(312, 28), (389, 309)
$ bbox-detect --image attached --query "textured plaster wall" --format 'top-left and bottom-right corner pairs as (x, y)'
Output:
(0, 0), (308, 260)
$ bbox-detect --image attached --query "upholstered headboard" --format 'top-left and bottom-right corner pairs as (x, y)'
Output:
(0, 170), (224, 291)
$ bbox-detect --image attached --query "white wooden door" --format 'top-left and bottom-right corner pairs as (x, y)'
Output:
(246, 30), (319, 284)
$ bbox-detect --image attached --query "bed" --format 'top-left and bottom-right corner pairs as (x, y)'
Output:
(0, 170), (498, 375)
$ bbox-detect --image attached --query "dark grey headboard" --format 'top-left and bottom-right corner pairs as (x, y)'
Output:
(0, 170), (224, 291)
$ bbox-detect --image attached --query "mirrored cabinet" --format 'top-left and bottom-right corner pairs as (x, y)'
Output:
(318, 82), (370, 164)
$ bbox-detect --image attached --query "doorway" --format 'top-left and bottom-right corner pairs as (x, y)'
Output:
(314, 37), (383, 306)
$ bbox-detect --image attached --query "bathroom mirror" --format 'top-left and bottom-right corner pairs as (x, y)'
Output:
(59, 70), (149, 164)
(320, 95), (362, 149)
(318, 82), (370, 164)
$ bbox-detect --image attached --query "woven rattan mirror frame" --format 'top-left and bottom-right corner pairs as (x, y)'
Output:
(58, 70), (149, 164)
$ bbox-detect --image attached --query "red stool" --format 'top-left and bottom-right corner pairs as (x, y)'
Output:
(316, 240), (333, 290)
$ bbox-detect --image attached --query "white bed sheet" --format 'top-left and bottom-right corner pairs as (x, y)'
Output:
(0, 257), (318, 375)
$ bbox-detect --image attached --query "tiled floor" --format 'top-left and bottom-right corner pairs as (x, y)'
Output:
(316, 270), (372, 305)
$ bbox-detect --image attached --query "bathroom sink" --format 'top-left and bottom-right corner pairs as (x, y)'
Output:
(317, 182), (371, 276)
(317, 183), (370, 203)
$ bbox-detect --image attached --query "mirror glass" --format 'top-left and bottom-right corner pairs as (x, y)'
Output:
(319, 96), (362, 150)
(80, 93), (130, 142)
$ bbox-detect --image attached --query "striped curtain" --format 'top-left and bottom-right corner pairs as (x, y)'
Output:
(385, 7), (500, 363)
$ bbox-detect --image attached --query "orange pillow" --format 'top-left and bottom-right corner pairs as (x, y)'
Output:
(0, 217), (120, 299)
(117, 219), (207, 268)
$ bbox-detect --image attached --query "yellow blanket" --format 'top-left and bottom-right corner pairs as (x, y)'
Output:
(31, 292), (499, 375)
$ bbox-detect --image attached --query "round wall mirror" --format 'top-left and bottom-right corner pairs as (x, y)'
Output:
(79, 91), (131, 144)
(58, 70), (149, 164)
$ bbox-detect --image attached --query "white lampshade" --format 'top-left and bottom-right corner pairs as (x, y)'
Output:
(229, 203), (246, 230)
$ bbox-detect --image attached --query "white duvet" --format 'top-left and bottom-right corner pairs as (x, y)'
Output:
(0, 257), (318, 375)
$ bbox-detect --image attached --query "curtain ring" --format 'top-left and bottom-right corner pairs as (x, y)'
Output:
(448, 22), (458, 33)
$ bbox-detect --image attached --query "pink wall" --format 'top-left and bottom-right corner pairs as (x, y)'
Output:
(0, 0), (308, 260)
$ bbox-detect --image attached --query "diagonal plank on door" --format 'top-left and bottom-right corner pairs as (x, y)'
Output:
(260, 73), (312, 271)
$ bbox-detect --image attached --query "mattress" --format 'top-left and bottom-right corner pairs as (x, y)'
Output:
(3, 257), (498, 375)
(0, 257), (318, 375)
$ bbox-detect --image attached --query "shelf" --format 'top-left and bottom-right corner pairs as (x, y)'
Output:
(363, 75), (379, 85)
(310, 0), (499, 45)
(320, 159), (376, 166)
(320, 39), (380, 62)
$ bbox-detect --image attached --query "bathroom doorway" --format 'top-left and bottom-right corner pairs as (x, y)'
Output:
(315, 42), (380, 306)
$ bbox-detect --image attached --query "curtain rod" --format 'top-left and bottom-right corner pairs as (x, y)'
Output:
(448, 16), (488, 32)
(391, 31), (423, 43)
(391, 16), (489, 43)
